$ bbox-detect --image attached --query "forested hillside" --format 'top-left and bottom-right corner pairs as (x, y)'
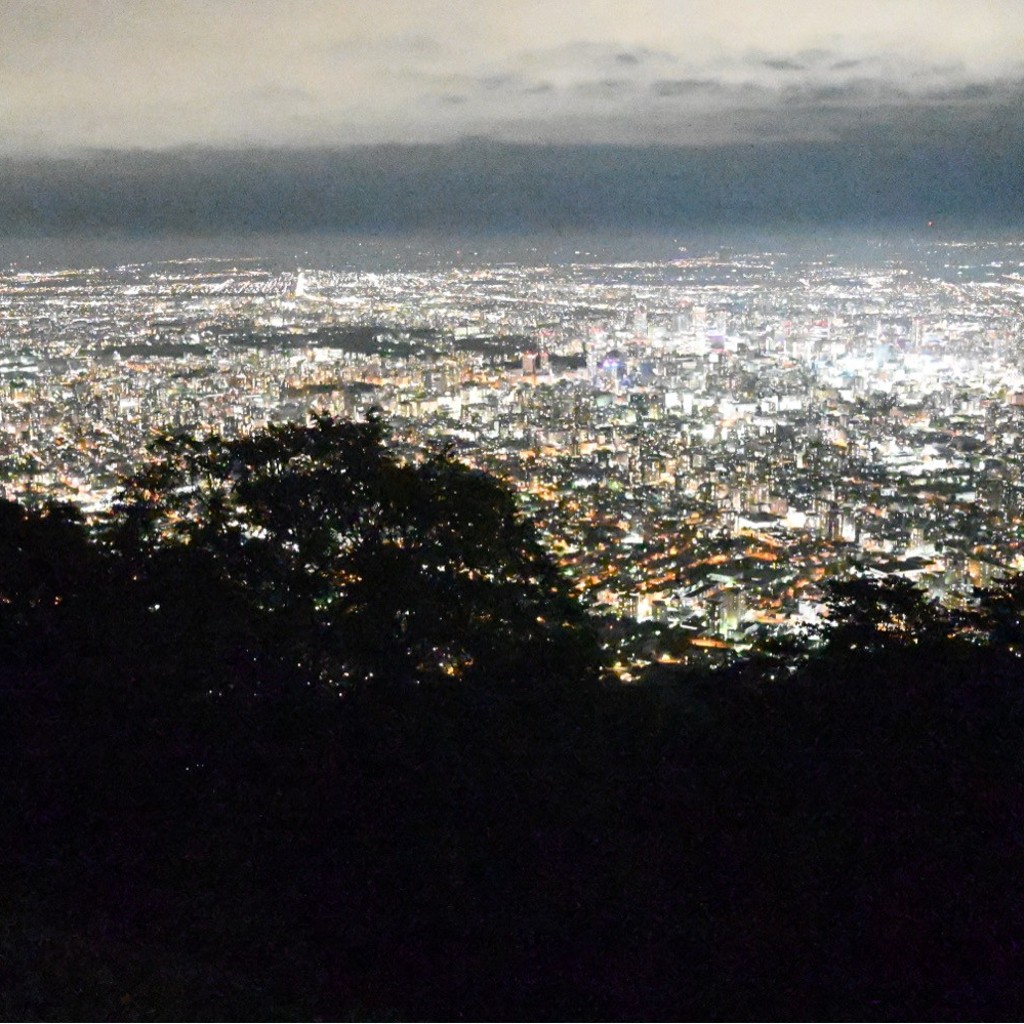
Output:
(3, 416), (1023, 1020)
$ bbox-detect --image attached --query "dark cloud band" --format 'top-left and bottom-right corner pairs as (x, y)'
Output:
(1, 129), (1021, 236)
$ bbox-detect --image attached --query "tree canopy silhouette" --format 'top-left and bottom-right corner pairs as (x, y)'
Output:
(109, 412), (596, 694)
(820, 573), (954, 652)
(5, 417), (1024, 1019)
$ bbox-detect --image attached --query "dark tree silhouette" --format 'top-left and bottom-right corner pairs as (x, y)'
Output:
(969, 574), (1024, 654)
(0, 499), (99, 653)
(109, 412), (596, 693)
(821, 574), (952, 652)
(5, 423), (1024, 1020)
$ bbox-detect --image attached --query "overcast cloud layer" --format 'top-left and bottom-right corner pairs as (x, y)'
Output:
(3, 0), (1022, 151)
(1, 1), (1022, 232)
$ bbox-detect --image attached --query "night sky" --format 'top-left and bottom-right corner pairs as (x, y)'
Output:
(2, 0), (1022, 233)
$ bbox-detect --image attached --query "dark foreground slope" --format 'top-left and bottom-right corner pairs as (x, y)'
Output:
(2, 419), (1023, 1020)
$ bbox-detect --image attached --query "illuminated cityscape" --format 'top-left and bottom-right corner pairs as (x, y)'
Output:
(4, 235), (1024, 672)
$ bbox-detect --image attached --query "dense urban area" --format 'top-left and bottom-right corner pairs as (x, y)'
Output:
(4, 234), (1024, 670)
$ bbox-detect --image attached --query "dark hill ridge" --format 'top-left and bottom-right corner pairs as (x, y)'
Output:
(2, 416), (1024, 1019)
